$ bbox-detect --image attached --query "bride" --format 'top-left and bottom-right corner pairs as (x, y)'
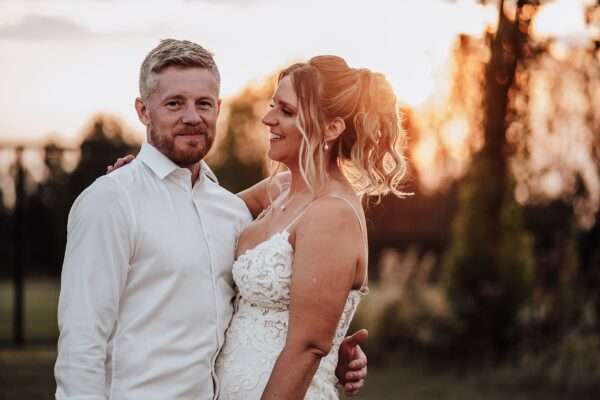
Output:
(217, 56), (407, 399)
(109, 55), (407, 399)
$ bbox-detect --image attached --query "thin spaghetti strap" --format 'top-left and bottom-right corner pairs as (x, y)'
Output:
(325, 195), (369, 292)
(325, 196), (366, 240)
(281, 199), (315, 232)
(282, 194), (369, 291)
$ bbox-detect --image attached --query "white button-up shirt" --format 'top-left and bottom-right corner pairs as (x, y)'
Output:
(55, 142), (252, 400)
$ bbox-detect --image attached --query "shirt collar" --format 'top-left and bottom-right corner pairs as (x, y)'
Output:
(139, 141), (219, 184)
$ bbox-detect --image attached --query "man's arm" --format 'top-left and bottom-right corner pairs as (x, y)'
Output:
(55, 176), (133, 400)
(336, 329), (369, 396)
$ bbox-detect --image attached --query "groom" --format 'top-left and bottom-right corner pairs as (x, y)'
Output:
(55, 39), (367, 399)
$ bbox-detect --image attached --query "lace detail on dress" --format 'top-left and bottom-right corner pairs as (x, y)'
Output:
(215, 231), (364, 400)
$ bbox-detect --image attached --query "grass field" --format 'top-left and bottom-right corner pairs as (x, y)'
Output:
(1, 347), (596, 400)
(0, 280), (59, 341)
(1, 280), (597, 399)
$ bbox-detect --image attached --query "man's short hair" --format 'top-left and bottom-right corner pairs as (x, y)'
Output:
(139, 39), (221, 100)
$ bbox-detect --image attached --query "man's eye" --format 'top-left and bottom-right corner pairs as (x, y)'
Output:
(199, 101), (213, 109)
(166, 101), (181, 108)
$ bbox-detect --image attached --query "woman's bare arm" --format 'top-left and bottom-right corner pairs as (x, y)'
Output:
(260, 198), (363, 400)
(237, 171), (290, 218)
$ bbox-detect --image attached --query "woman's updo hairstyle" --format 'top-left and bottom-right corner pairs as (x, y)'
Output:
(277, 55), (409, 199)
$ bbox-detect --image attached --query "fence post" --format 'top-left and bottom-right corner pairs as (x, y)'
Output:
(13, 146), (25, 346)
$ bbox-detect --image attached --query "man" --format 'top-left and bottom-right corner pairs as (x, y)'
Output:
(55, 39), (366, 400)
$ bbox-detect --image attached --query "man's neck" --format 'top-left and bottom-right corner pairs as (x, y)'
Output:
(184, 162), (202, 187)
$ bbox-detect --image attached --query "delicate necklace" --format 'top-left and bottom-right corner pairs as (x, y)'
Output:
(279, 197), (291, 211)
(255, 195), (290, 221)
(278, 191), (308, 212)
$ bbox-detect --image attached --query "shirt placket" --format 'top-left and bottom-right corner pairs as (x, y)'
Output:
(191, 182), (223, 400)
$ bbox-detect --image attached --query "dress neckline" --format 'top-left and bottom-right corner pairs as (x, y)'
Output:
(234, 230), (291, 263)
(233, 230), (369, 295)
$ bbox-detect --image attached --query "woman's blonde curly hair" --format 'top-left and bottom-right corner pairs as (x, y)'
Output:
(273, 55), (409, 201)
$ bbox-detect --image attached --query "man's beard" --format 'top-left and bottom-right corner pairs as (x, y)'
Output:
(149, 127), (213, 167)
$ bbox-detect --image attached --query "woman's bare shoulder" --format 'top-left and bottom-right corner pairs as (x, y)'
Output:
(297, 192), (363, 236)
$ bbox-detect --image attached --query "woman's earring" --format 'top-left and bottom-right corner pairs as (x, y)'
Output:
(324, 142), (329, 151)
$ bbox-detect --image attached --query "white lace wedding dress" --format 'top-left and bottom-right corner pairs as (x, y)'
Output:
(215, 199), (367, 400)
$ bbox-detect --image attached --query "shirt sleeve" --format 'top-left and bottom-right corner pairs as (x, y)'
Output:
(55, 176), (134, 400)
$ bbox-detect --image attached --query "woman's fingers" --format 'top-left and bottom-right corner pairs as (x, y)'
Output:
(107, 154), (135, 174)
(344, 379), (364, 396)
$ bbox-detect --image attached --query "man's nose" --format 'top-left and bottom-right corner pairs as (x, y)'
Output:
(181, 104), (202, 125)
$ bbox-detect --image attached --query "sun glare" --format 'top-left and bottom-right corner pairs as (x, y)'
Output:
(383, 1), (497, 107)
(532, 0), (589, 42)
(0, 0), (593, 197)
(441, 116), (470, 156)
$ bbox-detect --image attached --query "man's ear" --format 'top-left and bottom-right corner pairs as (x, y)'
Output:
(135, 97), (150, 126)
(325, 117), (346, 143)
(216, 99), (222, 117)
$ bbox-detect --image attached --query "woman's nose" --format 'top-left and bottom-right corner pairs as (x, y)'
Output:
(262, 108), (277, 127)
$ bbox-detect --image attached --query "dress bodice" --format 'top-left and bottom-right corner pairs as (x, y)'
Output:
(233, 231), (294, 310)
(215, 229), (365, 400)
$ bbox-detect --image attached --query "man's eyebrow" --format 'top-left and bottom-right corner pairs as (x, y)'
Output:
(161, 94), (185, 102)
(161, 94), (216, 102)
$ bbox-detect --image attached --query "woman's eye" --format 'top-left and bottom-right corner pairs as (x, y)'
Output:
(268, 103), (293, 116)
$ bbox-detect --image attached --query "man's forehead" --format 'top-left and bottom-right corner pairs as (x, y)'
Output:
(155, 66), (219, 98)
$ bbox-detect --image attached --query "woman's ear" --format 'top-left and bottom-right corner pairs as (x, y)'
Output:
(325, 117), (346, 143)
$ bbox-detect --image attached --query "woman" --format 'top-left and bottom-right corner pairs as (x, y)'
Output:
(216, 56), (406, 399)
(110, 55), (407, 399)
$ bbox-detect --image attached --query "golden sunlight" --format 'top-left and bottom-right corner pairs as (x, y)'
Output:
(1, 0), (593, 197)
(384, 1), (497, 107)
(376, 1), (497, 191)
(532, 0), (589, 41)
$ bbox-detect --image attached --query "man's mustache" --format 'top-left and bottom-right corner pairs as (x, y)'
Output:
(175, 128), (208, 136)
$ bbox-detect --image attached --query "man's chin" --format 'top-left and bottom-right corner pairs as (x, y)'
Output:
(171, 151), (206, 166)
(170, 144), (210, 166)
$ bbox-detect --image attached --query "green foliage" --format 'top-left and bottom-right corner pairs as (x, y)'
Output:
(207, 78), (275, 193)
(444, 157), (535, 360)
(351, 249), (459, 362)
(9, 115), (140, 277)
(67, 115), (140, 204)
(208, 120), (266, 194)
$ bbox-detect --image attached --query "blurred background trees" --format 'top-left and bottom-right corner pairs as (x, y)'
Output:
(1, 115), (139, 279)
(1, 0), (600, 394)
(444, 0), (538, 362)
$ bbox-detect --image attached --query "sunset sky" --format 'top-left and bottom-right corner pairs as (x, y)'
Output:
(0, 0), (592, 144)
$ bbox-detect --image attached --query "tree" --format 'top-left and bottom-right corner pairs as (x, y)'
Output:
(21, 115), (140, 276)
(444, 0), (538, 360)
(207, 77), (275, 193)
